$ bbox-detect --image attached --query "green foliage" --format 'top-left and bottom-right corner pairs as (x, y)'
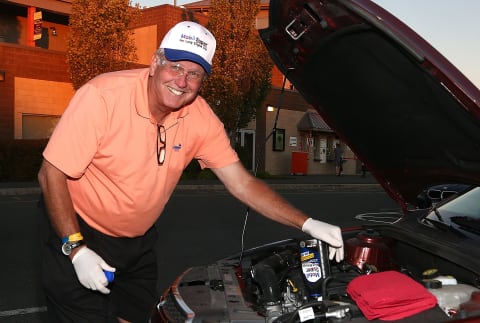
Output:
(67, 0), (140, 89)
(180, 160), (217, 180)
(0, 140), (47, 181)
(202, 0), (273, 139)
(0, 140), (273, 182)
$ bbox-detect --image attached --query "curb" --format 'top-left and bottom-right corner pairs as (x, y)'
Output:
(172, 183), (382, 191)
(0, 183), (382, 196)
(0, 187), (42, 196)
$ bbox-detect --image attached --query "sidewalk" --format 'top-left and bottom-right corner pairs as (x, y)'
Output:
(0, 174), (381, 196)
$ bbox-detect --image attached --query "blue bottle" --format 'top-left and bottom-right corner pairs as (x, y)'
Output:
(299, 239), (330, 299)
(103, 270), (115, 283)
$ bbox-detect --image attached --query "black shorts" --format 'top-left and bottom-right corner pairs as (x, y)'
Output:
(39, 204), (158, 323)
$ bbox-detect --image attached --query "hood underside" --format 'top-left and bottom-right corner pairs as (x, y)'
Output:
(260, 0), (480, 208)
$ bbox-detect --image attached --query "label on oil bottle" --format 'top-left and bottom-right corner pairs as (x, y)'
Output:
(300, 252), (322, 282)
(300, 239), (330, 298)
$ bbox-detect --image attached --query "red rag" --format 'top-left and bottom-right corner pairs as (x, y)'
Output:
(347, 271), (437, 320)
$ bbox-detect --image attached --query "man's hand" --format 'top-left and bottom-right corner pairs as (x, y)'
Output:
(71, 247), (116, 294)
(302, 218), (344, 262)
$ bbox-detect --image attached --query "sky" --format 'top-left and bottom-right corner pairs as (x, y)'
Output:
(135, 0), (479, 88)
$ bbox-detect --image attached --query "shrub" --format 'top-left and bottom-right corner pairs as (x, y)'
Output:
(0, 140), (268, 182)
(0, 139), (47, 181)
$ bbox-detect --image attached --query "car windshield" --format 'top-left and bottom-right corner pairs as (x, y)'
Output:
(424, 187), (480, 238)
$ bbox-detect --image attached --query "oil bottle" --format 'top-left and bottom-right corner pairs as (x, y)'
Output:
(299, 239), (330, 299)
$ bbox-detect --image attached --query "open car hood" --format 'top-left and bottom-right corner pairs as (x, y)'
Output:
(260, 0), (480, 209)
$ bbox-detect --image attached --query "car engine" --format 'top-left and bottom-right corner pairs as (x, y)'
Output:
(152, 227), (480, 323)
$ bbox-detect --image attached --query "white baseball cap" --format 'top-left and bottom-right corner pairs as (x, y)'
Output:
(160, 21), (216, 74)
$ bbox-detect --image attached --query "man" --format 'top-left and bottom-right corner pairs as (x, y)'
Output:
(335, 143), (344, 176)
(38, 21), (344, 323)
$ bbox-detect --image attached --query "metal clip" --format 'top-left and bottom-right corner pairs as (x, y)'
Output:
(285, 18), (308, 40)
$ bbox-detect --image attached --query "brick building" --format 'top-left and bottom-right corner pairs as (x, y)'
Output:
(0, 0), (357, 175)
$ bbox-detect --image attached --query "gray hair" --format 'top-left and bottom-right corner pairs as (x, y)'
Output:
(155, 48), (167, 66)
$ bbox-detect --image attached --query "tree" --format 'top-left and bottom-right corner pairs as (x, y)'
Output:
(202, 0), (273, 143)
(67, 0), (140, 90)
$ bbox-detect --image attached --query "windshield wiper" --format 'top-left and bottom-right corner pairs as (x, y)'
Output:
(422, 217), (466, 237)
(433, 207), (443, 221)
(450, 216), (480, 236)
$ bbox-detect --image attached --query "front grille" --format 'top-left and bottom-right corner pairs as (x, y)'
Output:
(427, 189), (441, 200)
(440, 190), (457, 199)
(154, 290), (188, 322)
(151, 269), (195, 323)
(427, 189), (457, 201)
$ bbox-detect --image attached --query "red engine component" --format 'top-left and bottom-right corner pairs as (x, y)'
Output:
(345, 229), (396, 272)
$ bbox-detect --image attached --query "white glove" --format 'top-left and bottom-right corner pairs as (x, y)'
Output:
(302, 218), (344, 262)
(72, 246), (116, 294)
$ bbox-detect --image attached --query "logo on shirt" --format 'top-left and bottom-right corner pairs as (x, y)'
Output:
(173, 144), (182, 151)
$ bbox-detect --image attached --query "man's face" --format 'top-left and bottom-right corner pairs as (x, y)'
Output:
(148, 55), (206, 116)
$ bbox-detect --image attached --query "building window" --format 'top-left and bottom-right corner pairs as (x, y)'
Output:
(35, 27), (49, 49)
(326, 137), (338, 161)
(22, 114), (60, 139)
(313, 136), (328, 163)
(273, 128), (285, 151)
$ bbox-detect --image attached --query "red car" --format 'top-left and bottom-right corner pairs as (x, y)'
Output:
(152, 0), (480, 322)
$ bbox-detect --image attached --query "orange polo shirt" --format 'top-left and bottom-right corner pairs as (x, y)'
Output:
(43, 68), (239, 237)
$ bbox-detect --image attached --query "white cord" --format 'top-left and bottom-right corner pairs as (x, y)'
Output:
(237, 68), (294, 265)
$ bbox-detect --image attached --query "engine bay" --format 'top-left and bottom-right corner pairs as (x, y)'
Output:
(153, 227), (480, 322)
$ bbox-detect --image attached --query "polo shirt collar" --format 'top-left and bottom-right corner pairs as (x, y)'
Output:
(134, 68), (151, 120)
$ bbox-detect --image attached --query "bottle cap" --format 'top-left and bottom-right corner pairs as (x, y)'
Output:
(103, 270), (115, 283)
(422, 279), (442, 289)
(422, 268), (439, 279)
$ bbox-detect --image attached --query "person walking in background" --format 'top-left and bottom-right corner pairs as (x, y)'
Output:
(361, 162), (367, 177)
(37, 21), (344, 323)
(334, 143), (344, 176)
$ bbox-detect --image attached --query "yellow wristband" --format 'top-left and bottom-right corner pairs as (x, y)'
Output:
(68, 232), (83, 241)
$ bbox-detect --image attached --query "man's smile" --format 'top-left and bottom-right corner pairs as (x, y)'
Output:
(166, 85), (184, 96)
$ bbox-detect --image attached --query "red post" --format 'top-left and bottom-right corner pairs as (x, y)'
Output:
(27, 6), (36, 47)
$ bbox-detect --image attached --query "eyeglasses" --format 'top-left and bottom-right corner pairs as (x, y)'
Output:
(159, 59), (205, 82)
(157, 125), (166, 165)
